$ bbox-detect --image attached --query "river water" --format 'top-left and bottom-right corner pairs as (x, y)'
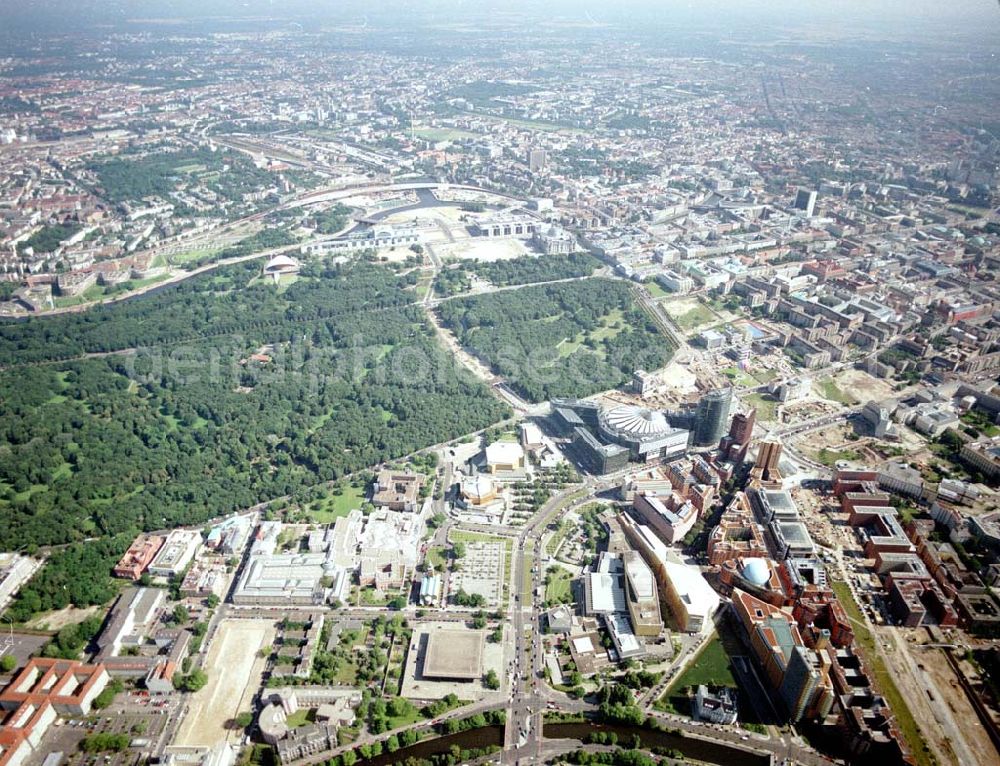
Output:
(355, 724), (504, 766)
(544, 722), (771, 766)
(351, 721), (770, 766)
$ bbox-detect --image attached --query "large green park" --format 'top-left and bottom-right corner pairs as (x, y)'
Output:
(0, 258), (508, 621)
(437, 278), (672, 402)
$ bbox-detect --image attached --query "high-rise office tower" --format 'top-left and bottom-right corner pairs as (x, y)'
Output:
(753, 439), (783, 484)
(719, 407), (756, 463)
(528, 148), (547, 172)
(729, 408), (756, 447)
(693, 387), (733, 447)
(794, 189), (817, 218)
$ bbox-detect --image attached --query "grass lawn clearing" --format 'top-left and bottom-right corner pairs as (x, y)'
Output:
(557, 308), (627, 359)
(656, 632), (736, 715)
(815, 377), (858, 405)
(521, 554), (535, 603)
(667, 633), (736, 690)
(544, 568), (572, 604)
(721, 366), (758, 388)
(303, 483), (367, 522)
(667, 301), (716, 331)
(285, 709), (314, 728)
(426, 546), (449, 571)
(385, 707), (425, 729)
(644, 281), (669, 299)
(745, 392), (779, 422)
(751, 368), (779, 385)
(813, 447), (863, 466)
(545, 522), (571, 557)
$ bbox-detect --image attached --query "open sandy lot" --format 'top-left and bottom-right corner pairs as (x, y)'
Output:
(661, 296), (702, 316)
(174, 619), (275, 747)
(827, 368), (897, 402)
(338, 191), (417, 210)
(918, 645), (999, 766)
(657, 360), (699, 394)
(25, 604), (105, 631)
(377, 209), (472, 248)
(793, 421), (863, 451)
(432, 188), (511, 206)
(382, 206), (469, 228)
(436, 237), (533, 262)
(883, 629), (998, 766)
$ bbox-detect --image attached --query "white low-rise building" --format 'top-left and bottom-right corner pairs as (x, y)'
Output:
(656, 271), (694, 294)
(484, 441), (526, 474)
(148, 530), (201, 579)
(161, 744), (237, 766)
(775, 377), (811, 403)
(663, 560), (721, 634)
(300, 224), (419, 256)
(0, 554), (36, 613)
(532, 225), (575, 254)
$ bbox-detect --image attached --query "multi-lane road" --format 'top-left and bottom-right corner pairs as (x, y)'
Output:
(504, 489), (563, 762)
(502, 482), (612, 764)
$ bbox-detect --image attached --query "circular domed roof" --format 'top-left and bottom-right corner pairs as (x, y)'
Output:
(601, 405), (670, 438)
(461, 474), (497, 504)
(263, 254), (301, 272)
(741, 558), (770, 587)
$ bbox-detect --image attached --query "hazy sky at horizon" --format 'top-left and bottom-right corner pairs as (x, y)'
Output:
(4, 0), (998, 21)
(3, 0), (999, 41)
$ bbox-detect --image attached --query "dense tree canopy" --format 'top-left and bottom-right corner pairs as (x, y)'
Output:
(435, 251), (600, 296)
(4, 537), (131, 623)
(41, 615), (105, 659)
(0, 256), (415, 363)
(437, 278), (672, 402)
(313, 204), (351, 234)
(87, 147), (276, 206)
(19, 222), (83, 255)
(1, 260), (508, 620)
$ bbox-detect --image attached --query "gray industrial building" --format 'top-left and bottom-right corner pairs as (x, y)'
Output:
(233, 552), (342, 606)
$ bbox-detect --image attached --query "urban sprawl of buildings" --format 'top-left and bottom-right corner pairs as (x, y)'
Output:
(1, 7), (1000, 766)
